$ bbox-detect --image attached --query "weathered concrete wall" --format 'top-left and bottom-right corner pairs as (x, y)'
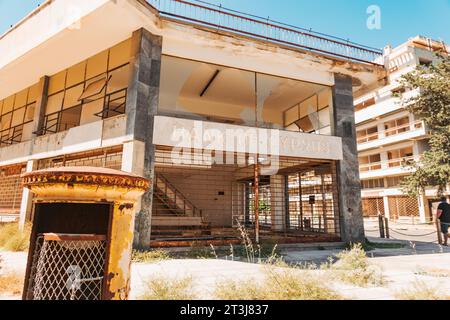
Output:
(125, 28), (162, 249)
(331, 73), (365, 243)
(0, 115), (128, 167)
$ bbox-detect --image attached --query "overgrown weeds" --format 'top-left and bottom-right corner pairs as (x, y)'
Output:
(322, 243), (384, 287)
(395, 280), (448, 300)
(215, 268), (342, 300)
(138, 275), (197, 300)
(132, 249), (171, 263)
(0, 273), (23, 296)
(0, 223), (31, 252)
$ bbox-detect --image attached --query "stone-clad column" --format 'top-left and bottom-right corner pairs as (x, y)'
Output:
(331, 73), (365, 243)
(125, 28), (162, 250)
(32, 76), (49, 137)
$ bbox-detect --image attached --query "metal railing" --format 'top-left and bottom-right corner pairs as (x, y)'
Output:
(357, 120), (425, 144)
(154, 173), (202, 217)
(147, 0), (383, 64)
(359, 156), (416, 172)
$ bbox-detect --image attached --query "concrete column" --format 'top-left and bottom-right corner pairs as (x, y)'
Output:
(19, 160), (37, 230)
(380, 151), (389, 169)
(125, 28), (162, 250)
(32, 76), (49, 137)
(331, 73), (365, 243)
(408, 113), (416, 131)
(121, 141), (146, 241)
(377, 122), (386, 139)
(270, 175), (285, 232)
(383, 195), (391, 220)
(418, 194), (429, 223)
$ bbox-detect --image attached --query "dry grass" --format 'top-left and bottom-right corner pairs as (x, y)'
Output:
(0, 223), (31, 252)
(215, 268), (342, 300)
(395, 280), (449, 300)
(415, 267), (450, 278)
(132, 249), (171, 263)
(138, 275), (197, 300)
(322, 243), (384, 287)
(0, 273), (23, 296)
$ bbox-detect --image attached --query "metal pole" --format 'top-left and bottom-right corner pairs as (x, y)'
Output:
(378, 214), (385, 238)
(254, 161), (260, 244)
(436, 218), (443, 245)
(384, 217), (390, 239)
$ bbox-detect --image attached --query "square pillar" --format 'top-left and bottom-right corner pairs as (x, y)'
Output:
(125, 28), (162, 250)
(383, 195), (391, 220)
(331, 74), (365, 243)
(32, 76), (49, 137)
(418, 194), (429, 223)
(19, 160), (37, 230)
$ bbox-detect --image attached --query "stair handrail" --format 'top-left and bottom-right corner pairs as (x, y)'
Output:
(155, 173), (202, 217)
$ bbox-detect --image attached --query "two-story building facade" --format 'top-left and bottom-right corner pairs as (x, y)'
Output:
(0, 0), (386, 248)
(355, 36), (449, 224)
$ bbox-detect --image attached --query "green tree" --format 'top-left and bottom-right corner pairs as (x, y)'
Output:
(398, 54), (450, 196)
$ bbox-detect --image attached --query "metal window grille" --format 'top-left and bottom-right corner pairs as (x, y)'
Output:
(37, 146), (123, 171)
(362, 197), (385, 217)
(0, 164), (26, 214)
(388, 196), (419, 221)
(151, 146), (341, 246)
(26, 234), (107, 300)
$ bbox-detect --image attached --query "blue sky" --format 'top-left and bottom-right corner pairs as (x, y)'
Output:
(0, 0), (449, 49)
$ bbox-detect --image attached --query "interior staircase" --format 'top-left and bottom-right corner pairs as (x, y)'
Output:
(152, 173), (211, 239)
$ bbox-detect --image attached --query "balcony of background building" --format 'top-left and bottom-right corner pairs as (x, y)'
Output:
(359, 146), (417, 179)
(354, 88), (420, 125)
(357, 119), (426, 151)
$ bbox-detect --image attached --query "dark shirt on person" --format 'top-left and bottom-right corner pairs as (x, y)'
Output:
(438, 202), (450, 223)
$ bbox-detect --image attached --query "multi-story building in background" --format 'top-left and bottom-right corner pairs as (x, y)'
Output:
(356, 36), (449, 223)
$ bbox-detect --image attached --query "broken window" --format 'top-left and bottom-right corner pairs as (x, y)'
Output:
(0, 83), (39, 147)
(42, 39), (131, 134)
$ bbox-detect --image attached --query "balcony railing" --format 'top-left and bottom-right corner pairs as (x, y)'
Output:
(359, 156), (416, 172)
(357, 120), (424, 144)
(147, 0), (383, 65)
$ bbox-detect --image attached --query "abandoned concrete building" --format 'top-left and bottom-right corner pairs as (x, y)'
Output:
(0, 0), (387, 248)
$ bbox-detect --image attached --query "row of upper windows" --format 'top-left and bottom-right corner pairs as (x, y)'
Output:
(0, 38), (132, 147)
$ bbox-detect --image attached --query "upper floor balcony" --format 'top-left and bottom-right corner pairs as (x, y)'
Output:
(357, 119), (427, 152)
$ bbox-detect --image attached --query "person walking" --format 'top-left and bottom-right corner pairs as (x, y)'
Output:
(437, 197), (450, 246)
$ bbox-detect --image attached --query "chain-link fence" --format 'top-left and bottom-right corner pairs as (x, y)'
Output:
(26, 234), (107, 300)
